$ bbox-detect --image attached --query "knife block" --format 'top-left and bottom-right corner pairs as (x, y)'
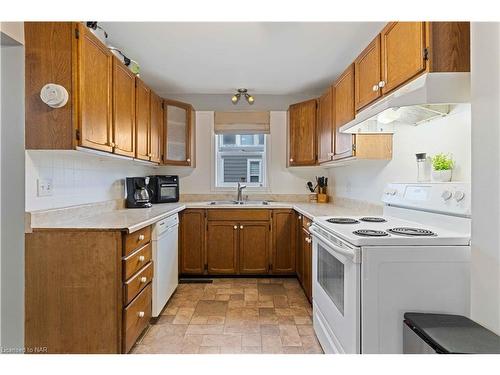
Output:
(317, 193), (329, 203)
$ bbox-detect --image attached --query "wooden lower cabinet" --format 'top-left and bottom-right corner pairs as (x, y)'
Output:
(302, 227), (313, 303)
(25, 226), (154, 354)
(239, 221), (270, 275)
(207, 221), (239, 274)
(179, 209), (205, 274)
(272, 209), (296, 274)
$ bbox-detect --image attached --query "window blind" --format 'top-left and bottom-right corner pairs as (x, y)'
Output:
(214, 111), (270, 135)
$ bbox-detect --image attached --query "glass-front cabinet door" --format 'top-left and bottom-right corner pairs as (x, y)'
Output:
(163, 99), (195, 166)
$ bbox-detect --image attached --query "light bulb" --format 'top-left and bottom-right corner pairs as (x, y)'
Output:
(231, 94), (239, 104)
(247, 95), (255, 104)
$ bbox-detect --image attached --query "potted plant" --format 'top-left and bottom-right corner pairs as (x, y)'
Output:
(431, 153), (454, 182)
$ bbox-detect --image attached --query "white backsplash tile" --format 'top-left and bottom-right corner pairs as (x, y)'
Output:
(25, 150), (157, 211)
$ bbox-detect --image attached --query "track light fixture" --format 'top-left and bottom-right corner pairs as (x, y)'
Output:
(231, 88), (255, 105)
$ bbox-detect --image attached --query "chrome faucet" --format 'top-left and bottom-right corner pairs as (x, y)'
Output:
(236, 182), (247, 203)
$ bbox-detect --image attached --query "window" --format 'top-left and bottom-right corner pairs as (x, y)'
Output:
(215, 134), (267, 188)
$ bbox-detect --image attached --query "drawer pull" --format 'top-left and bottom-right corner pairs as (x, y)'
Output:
(138, 255), (145, 262)
(140, 276), (147, 283)
(305, 237), (312, 243)
(233, 225), (238, 230)
(240, 225), (243, 229)
(137, 311), (145, 318)
(138, 234), (145, 241)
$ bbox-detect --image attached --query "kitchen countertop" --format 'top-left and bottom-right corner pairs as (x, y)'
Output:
(27, 200), (381, 233)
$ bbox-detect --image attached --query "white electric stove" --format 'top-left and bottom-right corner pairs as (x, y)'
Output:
(310, 182), (471, 354)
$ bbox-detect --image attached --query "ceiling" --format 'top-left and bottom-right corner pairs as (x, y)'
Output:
(101, 22), (385, 97)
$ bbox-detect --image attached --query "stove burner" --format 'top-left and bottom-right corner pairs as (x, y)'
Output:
(387, 227), (436, 236)
(353, 229), (389, 237)
(327, 218), (360, 224)
(360, 217), (387, 223)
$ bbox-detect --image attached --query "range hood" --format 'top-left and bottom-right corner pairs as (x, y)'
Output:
(340, 72), (471, 134)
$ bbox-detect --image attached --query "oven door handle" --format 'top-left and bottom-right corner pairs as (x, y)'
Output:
(309, 226), (361, 263)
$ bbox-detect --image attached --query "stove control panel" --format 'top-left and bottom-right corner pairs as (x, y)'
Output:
(382, 182), (471, 217)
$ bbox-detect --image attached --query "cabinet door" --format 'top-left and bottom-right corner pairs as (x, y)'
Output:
(334, 64), (355, 160)
(207, 221), (238, 275)
(381, 22), (426, 95)
(163, 99), (194, 166)
(179, 209), (205, 274)
(317, 87), (334, 164)
(149, 91), (163, 163)
(355, 35), (382, 111)
(302, 227), (312, 303)
(135, 78), (150, 161)
(239, 221), (269, 275)
(296, 214), (304, 286)
(112, 57), (135, 157)
(77, 24), (113, 152)
(272, 210), (296, 274)
(288, 99), (317, 166)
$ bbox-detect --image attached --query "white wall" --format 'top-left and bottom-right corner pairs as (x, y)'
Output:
(25, 151), (157, 211)
(328, 104), (471, 204)
(1, 39), (24, 349)
(160, 111), (316, 195)
(470, 22), (500, 334)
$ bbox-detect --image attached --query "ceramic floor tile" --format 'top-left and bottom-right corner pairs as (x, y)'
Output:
(133, 277), (320, 355)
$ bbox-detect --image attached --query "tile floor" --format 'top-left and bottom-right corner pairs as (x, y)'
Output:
(132, 278), (323, 354)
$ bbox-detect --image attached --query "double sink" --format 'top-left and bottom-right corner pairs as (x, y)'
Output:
(207, 200), (271, 206)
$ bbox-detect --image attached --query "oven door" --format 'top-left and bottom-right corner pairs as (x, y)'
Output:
(310, 225), (361, 354)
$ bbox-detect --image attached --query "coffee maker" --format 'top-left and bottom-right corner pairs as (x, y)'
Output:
(126, 177), (153, 208)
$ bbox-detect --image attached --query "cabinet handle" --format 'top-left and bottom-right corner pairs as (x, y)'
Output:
(289, 158), (294, 162)
(378, 80), (386, 88)
(137, 311), (145, 318)
(305, 237), (312, 243)
(140, 276), (147, 283)
(233, 225), (238, 230)
(307, 222), (311, 227)
(298, 215), (302, 220)
(138, 255), (145, 262)
(240, 225), (243, 229)
(372, 84), (379, 92)
(138, 234), (145, 241)
(187, 158), (191, 162)
(109, 141), (115, 147)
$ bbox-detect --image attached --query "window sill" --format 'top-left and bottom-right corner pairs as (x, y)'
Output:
(212, 186), (271, 193)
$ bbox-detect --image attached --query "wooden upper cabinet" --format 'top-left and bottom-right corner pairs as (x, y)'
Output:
(163, 99), (195, 166)
(112, 57), (135, 157)
(355, 35), (382, 111)
(288, 99), (317, 166)
(334, 64), (355, 159)
(381, 22), (426, 95)
(207, 221), (238, 274)
(77, 24), (113, 152)
(135, 78), (150, 161)
(317, 87), (334, 164)
(149, 91), (163, 163)
(272, 210), (296, 275)
(239, 221), (269, 275)
(179, 209), (205, 275)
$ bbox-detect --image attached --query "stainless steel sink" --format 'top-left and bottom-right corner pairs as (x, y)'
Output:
(207, 200), (270, 206)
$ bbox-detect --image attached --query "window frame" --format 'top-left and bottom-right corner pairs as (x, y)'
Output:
(214, 133), (269, 189)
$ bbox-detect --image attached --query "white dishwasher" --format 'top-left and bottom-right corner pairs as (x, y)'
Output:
(152, 214), (179, 318)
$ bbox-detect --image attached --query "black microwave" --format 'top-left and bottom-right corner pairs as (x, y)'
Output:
(148, 175), (179, 203)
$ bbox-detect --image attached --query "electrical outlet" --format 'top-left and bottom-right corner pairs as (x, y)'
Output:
(37, 178), (53, 197)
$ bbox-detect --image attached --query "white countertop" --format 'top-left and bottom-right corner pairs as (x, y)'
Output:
(27, 201), (381, 233)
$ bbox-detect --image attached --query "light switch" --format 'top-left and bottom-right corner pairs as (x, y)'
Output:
(37, 178), (53, 197)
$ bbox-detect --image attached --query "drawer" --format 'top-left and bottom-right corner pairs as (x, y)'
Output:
(207, 209), (270, 221)
(123, 243), (152, 280)
(124, 261), (153, 305)
(123, 283), (152, 353)
(124, 226), (151, 256)
(302, 216), (312, 231)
